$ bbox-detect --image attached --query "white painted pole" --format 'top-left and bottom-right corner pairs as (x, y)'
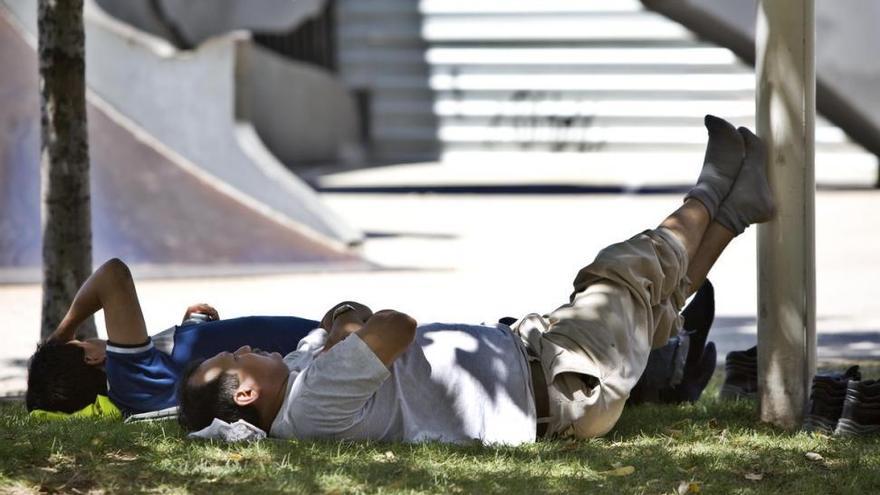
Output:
(755, 0), (817, 429)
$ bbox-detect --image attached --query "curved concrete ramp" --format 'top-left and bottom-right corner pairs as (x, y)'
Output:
(0, 13), (364, 280)
(1, 0), (361, 247)
(95, 0), (326, 48)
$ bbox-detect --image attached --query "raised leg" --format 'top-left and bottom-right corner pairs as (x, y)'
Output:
(686, 222), (736, 295)
(659, 198), (712, 262)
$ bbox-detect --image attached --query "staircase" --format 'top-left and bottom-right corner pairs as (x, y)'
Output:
(332, 0), (877, 188)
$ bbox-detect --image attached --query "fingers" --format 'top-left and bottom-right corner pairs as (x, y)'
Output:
(184, 303), (220, 321)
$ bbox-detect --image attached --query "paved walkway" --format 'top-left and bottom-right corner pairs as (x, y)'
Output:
(2, 190), (879, 396)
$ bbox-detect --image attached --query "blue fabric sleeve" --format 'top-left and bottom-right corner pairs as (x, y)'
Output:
(105, 340), (178, 415)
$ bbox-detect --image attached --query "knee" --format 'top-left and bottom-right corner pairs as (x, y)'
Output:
(100, 258), (134, 286)
(569, 397), (626, 439)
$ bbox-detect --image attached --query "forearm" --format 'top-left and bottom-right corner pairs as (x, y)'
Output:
(46, 259), (133, 343)
(324, 319), (366, 353)
(355, 310), (417, 366)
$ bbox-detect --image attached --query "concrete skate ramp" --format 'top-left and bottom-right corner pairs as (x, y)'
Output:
(1, 0), (361, 247)
(0, 13), (363, 279)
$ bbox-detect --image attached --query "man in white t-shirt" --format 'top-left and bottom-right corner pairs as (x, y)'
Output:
(178, 116), (775, 444)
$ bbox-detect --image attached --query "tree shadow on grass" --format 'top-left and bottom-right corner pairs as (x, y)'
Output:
(4, 400), (880, 495)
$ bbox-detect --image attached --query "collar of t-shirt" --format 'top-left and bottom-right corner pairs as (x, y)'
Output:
(282, 327), (328, 374)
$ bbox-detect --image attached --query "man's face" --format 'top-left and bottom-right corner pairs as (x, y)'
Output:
(67, 339), (107, 366)
(189, 346), (289, 399)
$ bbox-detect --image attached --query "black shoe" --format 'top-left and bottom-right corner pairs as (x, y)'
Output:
(803, 366), (861, 434)
(719, 346), (757, 400)
(834, 379), (880, 437)
(628, 281), (717, 406)
(673, 341), (717, 403)
(628, 332), (689, 405)
(681, 280), (714, 370)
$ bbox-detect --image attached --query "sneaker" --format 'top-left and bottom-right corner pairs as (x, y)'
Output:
(803, 366), (861, 434)
(834, 379), (880, 437)
(719, 346), (757, 400)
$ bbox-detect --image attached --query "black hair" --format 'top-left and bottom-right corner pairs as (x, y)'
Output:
(26, 342), (108, 413)
(176, 358), (260, 432)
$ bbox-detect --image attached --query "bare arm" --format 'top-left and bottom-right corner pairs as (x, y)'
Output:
(46, 258), (148, 346)
(354, 310), (417, 366)
(321, 303), (416, 366)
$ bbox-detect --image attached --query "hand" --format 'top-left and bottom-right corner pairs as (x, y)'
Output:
(182, 303), (219, 323)
(321, 302), (374, 352)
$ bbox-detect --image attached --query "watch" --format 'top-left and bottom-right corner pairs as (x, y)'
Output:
(331, 303), (356, 322)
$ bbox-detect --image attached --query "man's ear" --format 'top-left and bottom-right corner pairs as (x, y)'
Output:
(233, 385), (259, 407)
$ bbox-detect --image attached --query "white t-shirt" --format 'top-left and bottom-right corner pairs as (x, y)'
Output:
(269, 323), (537, 445)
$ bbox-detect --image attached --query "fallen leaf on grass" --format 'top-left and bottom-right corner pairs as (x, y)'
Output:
(805, 452), (823, 462)
(744, 473), (763, 481)
(106, 452), (138, 462)
(599, 465), (635, 476)
(227, 453), (243, 462)
(677, 481), (701, 494)
(372, 451), (397, 462)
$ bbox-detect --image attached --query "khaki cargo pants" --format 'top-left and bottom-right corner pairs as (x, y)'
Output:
(513, 227), (690, 438)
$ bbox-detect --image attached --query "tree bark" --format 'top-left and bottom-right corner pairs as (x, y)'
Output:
(39, 0), (95, 340)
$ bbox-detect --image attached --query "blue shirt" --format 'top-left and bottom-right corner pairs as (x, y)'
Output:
(104, 316), (318, 415)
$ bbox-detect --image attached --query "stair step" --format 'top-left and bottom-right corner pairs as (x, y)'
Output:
(430, 72), (755, 91)
(425, 47), (740, 66)
(428, 64), (750, 76)
(438, 124), (849, 144)
(422, 14), (693, 42)
(432, 99), (757, 118)
(419, 0), (644, 15)
(432, 89), (757, 100)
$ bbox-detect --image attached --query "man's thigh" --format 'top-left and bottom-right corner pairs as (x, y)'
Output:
(519, 229), (690, 438)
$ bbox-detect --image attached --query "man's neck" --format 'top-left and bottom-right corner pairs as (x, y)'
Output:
(257, 374), (290, 432)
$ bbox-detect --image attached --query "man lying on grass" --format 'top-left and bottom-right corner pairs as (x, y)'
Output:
(26, 259), (318, 417)
(26, 260), (711, 420)
(178, 115), (773, 445)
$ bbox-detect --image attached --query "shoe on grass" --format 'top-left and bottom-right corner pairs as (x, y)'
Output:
(834, 379), (880, 437)
(802, 365), (861, 434)
(719, 346), (757, 400)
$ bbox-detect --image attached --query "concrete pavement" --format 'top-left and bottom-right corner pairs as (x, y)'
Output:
(2, 189), (879, 396)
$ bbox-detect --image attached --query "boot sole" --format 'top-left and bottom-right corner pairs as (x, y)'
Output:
(719, 384), (757, 401)
(834, 418), (880, 437)
(803, 415), (837, 435)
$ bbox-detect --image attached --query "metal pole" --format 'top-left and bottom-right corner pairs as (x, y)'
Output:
(756, 0), (817, 429)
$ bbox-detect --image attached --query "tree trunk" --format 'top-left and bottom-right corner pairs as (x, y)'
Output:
(39, 0), (95, 340)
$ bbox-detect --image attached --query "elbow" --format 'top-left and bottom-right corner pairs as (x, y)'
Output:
(374, 310), (417, 346)
(391, 312), (417, 344)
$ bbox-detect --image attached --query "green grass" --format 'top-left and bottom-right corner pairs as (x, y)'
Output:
(2, 367), (879, 495)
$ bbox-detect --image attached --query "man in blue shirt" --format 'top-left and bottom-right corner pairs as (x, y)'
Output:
(26, 258), (318, 416)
